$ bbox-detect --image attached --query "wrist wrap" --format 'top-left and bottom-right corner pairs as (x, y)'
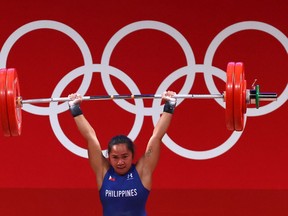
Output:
(69, 104), (83, 117)
(163, 100), (176, 114)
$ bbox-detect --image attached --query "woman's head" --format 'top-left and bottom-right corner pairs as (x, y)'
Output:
(107, 135), (135, 175)
(108, 135), (135, 157)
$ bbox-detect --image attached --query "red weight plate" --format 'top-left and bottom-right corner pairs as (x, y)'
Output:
(225, 62), (235, 131)
(234, 62), (244, 131)
(6, 68), (22, 136)
(242, 79), (247, 114)
(0, 68), (12, 136)
(241, 65), (247, 114)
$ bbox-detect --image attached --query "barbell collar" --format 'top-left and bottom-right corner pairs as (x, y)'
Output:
(248, 91), (277, 103)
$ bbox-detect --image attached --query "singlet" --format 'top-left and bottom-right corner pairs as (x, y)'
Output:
(99, 164), (150, 216)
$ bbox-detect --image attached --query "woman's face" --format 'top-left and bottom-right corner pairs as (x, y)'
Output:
(109, 143), (133, 175)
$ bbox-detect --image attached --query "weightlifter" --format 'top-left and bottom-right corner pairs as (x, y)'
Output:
(68, 90), (177, 216)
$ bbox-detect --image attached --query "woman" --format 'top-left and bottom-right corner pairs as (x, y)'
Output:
(68, 91), (177, 216)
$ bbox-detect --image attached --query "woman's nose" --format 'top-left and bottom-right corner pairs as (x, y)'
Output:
(117, 159), (124, 165)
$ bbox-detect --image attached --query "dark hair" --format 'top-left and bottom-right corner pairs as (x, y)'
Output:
(108, 135), (135, 157)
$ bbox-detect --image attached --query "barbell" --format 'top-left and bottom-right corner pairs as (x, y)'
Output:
(0, 62), (277, 137)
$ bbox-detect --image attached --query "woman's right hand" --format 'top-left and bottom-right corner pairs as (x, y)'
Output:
(68, 93), (82, 107)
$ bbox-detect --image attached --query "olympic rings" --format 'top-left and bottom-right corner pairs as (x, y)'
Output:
(0, 20), (286, 159)
(0, 20), (93, 115)
(101, 20), (196, 113)
(49, 64), (146, 158)
(204, 21), (288, 116)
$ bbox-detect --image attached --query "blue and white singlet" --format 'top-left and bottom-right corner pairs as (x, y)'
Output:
(99, 164), (150, 216)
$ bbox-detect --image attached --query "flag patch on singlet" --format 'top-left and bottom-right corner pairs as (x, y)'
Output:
(109, 175), (116, 181)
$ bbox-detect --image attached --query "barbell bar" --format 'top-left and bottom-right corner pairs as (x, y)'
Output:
(21, 93), (224, 104)
(0, 62), (277, 136)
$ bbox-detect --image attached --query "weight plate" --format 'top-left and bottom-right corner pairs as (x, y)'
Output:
(225, 62), (235, 131)
(0, 68), (11, 136)
(234, 62), (244, 131)
(6, 68), (22, 136)
(242, 79), (247, 114)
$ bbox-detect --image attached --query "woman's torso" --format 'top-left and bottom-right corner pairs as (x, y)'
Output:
(99, 164), (150, 216)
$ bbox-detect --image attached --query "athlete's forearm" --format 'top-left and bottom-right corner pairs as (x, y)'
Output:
(152, 112), (173, 140)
